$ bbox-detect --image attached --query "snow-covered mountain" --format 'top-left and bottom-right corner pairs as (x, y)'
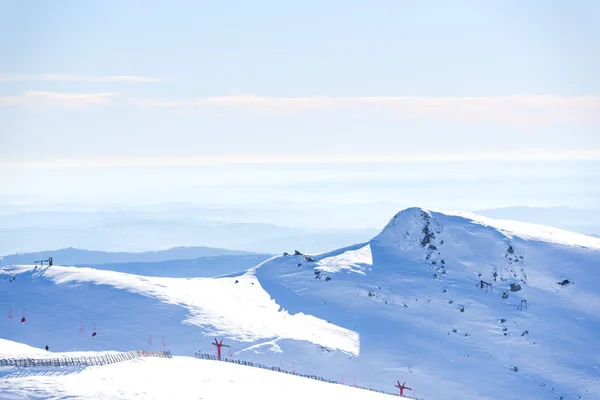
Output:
(1, 207), (599, 400)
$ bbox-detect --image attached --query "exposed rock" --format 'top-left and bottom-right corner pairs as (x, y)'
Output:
(510, 283), (522, 292)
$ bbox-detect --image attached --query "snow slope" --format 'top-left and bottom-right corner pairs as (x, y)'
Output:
(0, 341), (401, 400)
(2, 207), (600, 400)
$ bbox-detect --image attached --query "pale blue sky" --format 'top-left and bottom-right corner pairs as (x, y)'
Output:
(1, 0), (599, 208)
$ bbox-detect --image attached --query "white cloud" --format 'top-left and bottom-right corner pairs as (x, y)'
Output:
(3, 149), (600, 169)
(0, 91), (120, 108)
(0, 73), (172, 83)
(3, 91), (599, 125)
(129, 94), (600, 125)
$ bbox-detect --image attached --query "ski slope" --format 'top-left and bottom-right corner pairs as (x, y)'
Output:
(2, 207), (600, 400)
(0, 340), (402, 400)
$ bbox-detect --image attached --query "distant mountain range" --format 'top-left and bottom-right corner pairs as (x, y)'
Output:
(0, 210), (378, 255)
(0, 246), (263, 267)
(1, 204), (597, 256)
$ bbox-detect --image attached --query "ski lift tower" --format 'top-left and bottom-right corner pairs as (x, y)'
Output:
(34, 257), (53, 267)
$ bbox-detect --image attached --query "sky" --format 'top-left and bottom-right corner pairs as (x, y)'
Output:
(1, 0), (599, 209)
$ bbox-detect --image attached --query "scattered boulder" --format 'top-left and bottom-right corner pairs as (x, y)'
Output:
(507, 245), (515, 254)
(234, 280), (239, 284)
(294, 250), (303, 256)
(510, 283), (522, 292)
(304, 255), (315, 262)
(512, 366), (519, 372)
(428, 244), (437, 251)
(502, 291), (509, 299)
(283, 252), (290, 256)
(557, 279), (572, 286)
(325, 276), (331, 281)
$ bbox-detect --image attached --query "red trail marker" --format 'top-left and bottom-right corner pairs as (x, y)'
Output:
(7, 306), (12, 319)
(162, 336), (166, 347)
(79, 321), (84, 334)
(148, 333), (153, 345)
(395, 381), (412, 398)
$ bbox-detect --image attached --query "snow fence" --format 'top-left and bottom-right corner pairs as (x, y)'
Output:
(193, 352), (400, 397)
(0, 350), (172, 368)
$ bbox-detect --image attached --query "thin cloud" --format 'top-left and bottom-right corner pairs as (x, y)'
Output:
(0, 91), (120, 108)
(3, 149), (600, 169)
(130, 94), (600, 125)
(2, 91), (599, 125)
(0, 73), (173, 83)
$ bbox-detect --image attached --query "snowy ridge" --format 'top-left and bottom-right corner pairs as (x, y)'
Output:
(429, 207), (600, 250)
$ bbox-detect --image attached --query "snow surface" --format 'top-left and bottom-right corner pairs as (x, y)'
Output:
(1, 264), (358, 355)
(2, 207), (600, 400)
(0, 341), (401, 400)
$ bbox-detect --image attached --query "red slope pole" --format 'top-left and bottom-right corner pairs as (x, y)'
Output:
(148, 333), (153, 345)
(79, 321), (84, 333)
(395, 381), (413, 398)
(8, 306), (12, 319)
(162, 336), (166, 347)
(212, 338), (229, 359)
